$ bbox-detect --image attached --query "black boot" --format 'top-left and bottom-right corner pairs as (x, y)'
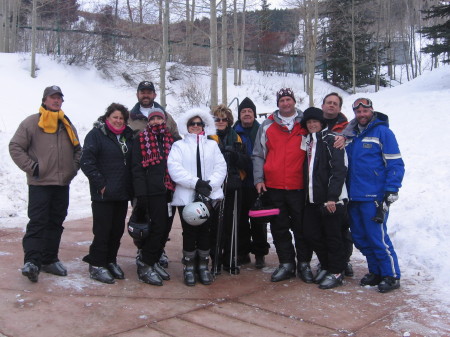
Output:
(182, 251), (197, 286)
(360, 272), (382, 286)
(271, 263), (295, 282)
(22, 262), (39, 283)
(137, 259), (163, 286)
(107, 262), (125, 279)
(378, 276), (400, 293)
(314, 269), (328, 284)
(344, 262), (354, 277)
(42, 261), (67, 276)
(297, 262), (314, 283)
(319, 272), (343, 289)
(159, 250), (169, 268)
(197, 250), (213, 285)
(237, 254), (251, 265)
(255, 255), (266, 269)
(153, 262), (170, 280)
(89, 265), (115, 284)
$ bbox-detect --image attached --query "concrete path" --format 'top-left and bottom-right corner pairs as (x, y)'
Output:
(0, 215), (448, 337)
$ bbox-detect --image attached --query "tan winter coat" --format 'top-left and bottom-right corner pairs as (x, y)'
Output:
(9, 113), (81, 186)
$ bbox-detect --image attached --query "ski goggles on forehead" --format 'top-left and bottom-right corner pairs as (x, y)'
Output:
(352, 98), (373, 110)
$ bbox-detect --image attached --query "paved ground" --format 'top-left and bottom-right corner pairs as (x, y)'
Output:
(0, 215), (449, 337)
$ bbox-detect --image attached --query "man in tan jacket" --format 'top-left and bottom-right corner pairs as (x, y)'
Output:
(9, 85), (81, 282)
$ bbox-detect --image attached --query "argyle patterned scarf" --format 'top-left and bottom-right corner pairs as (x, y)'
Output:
(140, 122), (175, 191)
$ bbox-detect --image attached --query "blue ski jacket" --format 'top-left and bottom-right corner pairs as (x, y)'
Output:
(344, 112), (404, 201)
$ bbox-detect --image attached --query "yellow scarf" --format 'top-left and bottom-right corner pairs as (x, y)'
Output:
(38, 106), (80, 146)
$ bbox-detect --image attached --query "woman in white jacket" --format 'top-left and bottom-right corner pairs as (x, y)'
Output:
(168, 108), (226, 286)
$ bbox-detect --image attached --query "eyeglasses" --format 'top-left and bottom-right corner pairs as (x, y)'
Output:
(352, 98), (373, 110)
(214, 117), (228, 123)
(188, 121), (204, 127)
(118, 138), (128, 154)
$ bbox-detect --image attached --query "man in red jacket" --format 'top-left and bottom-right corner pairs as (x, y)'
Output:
(252, 88), (311, 282)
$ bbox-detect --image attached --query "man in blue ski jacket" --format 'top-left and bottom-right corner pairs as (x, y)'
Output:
(344, 98), (405, 293)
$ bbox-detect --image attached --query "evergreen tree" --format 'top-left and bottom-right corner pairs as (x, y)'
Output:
(321, 0), (380, 90)
(420, 2), (450, 63)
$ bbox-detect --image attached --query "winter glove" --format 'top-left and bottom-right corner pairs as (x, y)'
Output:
(384, 192), (399, 204)
(135, 196), (149, 209)
(223, 146), (238, 163)
(195, 179), (212, 197)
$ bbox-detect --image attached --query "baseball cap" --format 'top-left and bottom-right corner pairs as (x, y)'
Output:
(137, 81), (155, 92)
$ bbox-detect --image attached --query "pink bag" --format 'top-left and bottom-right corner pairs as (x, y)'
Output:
(248, 193), (280, 224)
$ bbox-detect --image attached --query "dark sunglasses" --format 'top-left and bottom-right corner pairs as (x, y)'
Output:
(352, 98), (373, 110)
(214, 117), (228, 123)
(188, 121), (204, 127)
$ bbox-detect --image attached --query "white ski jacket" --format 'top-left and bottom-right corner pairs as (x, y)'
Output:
(168, 108), (227, 206)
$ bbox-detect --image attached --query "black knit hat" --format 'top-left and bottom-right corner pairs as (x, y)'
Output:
(301, 107), (326, 129)
(276, 88), (296, 106)
(238, 97), (257, 120)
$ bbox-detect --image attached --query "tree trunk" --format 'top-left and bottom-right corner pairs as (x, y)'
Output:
(238, 0), (246, 85)
(10, 0), (18, 52)
(0, 0), (6, 52)
(210, 0), (218, 108)
(139, 0), (143, 24)
(351, 0), (356, 94)
(160, 0), (169, 108)
(221, 0), (227, 105)
(126, 0), (134, 23)
(308, 0), (318, 107)
(233, 0), (238, 85)
(31, 0), (37, 78)
(375, 0), (382, 92)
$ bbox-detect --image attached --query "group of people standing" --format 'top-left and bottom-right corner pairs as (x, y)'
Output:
(9, 82), (404, 294)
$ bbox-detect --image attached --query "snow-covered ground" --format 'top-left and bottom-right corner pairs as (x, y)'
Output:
(1, 52), (449, 314)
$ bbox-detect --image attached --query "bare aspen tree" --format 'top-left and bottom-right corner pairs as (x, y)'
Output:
(210, 0), (219, 107)
(126, 0), (134, 23)
(185, 0), (193, 63)
(307, 0), (318, 106)
(238, 0), (246, 85)
(10, 0), (18, 52)
(375, 0), (382, 92)
(31, 0), (37, 78)
(160, 0), (169, 107)
(351, 0), (356, 94)
(2, 0), (11, 52)
(233, 0), (238, 85)
(221, 0), (228, 105)
(0, 0), (6, 52)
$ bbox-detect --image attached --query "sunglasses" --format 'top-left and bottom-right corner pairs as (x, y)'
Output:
(214, 117), (228, 123)
(188, 121), (204, 127)
(352, 98), (373, 110)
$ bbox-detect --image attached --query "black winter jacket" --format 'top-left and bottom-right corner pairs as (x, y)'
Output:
(303, 129), (348, 204)
(132, 134), (170, 197)
(81, 122), (133, 201)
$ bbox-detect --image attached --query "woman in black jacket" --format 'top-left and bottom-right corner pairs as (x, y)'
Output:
(81, 103), (133, 284)
(131, 108), (175, 286)
(209, 104), (250, 275)
(301, 107), (348, 290)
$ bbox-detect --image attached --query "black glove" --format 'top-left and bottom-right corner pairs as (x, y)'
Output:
(195, 179), (212, 197)
(384, 192), (399, 204)
(224, 146), (238, 163)
(135, 196), (148, 209)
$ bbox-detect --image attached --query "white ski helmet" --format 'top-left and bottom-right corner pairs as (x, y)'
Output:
(182, 201), (210, 226)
